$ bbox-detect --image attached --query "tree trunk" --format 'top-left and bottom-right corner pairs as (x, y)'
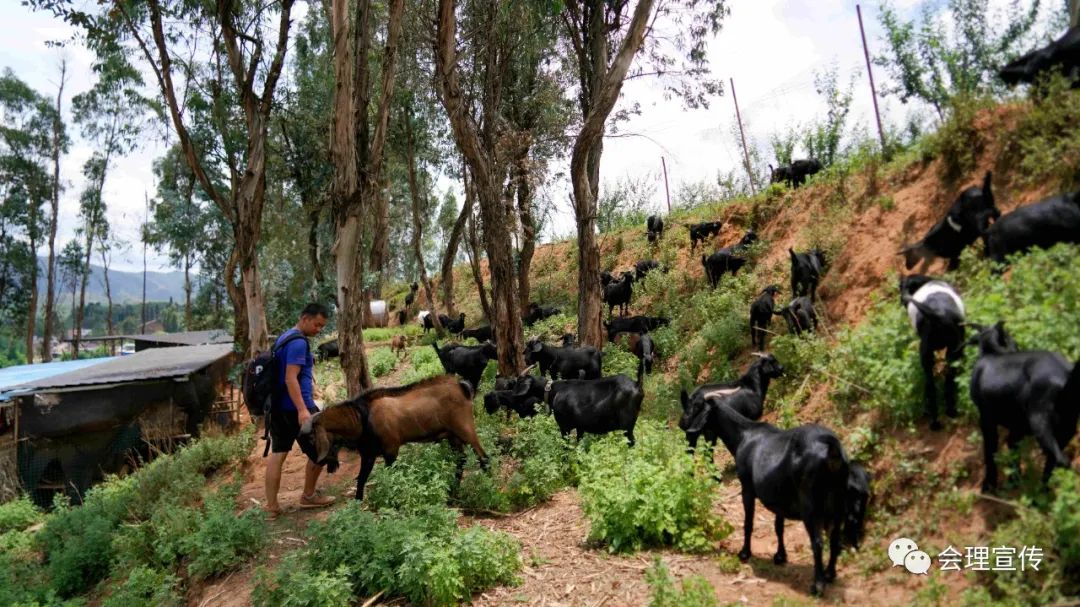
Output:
(43, 60), (66, 363)
(434, 0), (524, 375)
(515, 153), (536, 314)
(223, 245), (249, 348)
(368, 176), (390, 298)
(308, 207), (325, 284)
(99, 246), (115, 355)
(440, 163), (474, 315)
(25, 212), (39, 364)
(465, 206), (493, 324)
(183, 253), (192, 329)
(570, 0), (655, 348)
(405, 105), (445, 337)
(74, 225), (94, 358)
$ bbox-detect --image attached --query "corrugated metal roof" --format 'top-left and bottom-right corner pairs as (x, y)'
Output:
(0, 358), (116, 402)
(74, 329), (233, 345)
(7, 344), (234, 394)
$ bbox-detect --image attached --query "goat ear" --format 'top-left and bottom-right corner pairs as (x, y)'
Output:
(685, 402), (712, 434)
(530, 341), (543, 353)
(679, 389), (689, 410)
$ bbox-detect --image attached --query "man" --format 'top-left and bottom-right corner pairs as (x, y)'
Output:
(264, 302), (335, 518)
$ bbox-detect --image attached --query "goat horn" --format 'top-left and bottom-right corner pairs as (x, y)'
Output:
(750, 351), (766, 358)
(521, 363), (537, 376)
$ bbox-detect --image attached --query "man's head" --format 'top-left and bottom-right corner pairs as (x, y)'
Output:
(297, 302), (330, 337)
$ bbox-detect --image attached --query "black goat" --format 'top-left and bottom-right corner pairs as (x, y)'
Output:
(460, 325), (493, 342)
(686, 399), (851, 596)
(688, 221), (724, 251)
(776, 296), (818, 336)
(440, 313), (466, 335)
(432, 340), (497, 391)
(611, 332), (658, 384)
(419, 311), (435, 333)
(984, 191), (1080, 265)
(900, 275), (966, 430)
(524, 302), (560, 326)
(316, 339), (340, 362)
(605, 315), (670, 340)
(998, 25), (1080, 88)
(560, 333), (577, 348)
(968, 322), (1080, 492)
(750, 285), (781, 350)
(396, 310), (407, 326)
(509, 374), (643, 445)
(524, 338), (602, 380)
(404, 282), (418, 309)
(789, 248), (827, 302)
(679, 353), (785, 452)
(701, 249), (747, 289)
(770, 160), (822, 188)
(647, 215), (665, 243)
(635, 259), (662, 281)
(845, 462), (871, 550)
(769, 163), (793, 186)
(602, 271), (634, 317)
(734, 230), (758, 250)
(483, 386), (542, 419)
(901, 171), (1000, 271)
(599, 270), (615, 287)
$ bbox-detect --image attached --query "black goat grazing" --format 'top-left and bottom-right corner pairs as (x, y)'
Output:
(689, 221), (724, 251)
(702, 249), (748, 289)
(432, 340), (497, 391)
(508, 374), (644, 445)
(603, 271), (634, 317)
(418, 311), (435, 333)
(686, 399), (852, 596)
(316, 339), (340, 362)
(646, 215), (665, 243)
(605, 315), (670, 340)
(769, 163), (793, 186)
(984, 191), (1080, 265)
(298, 375), (487, 501)
(635, 259), (662, 281)
(968, 322), (1080, 493)
(404, 282), (418, 309)
(460, 325), (493, 342)
(679, 353), (785, 452)
(734, 230), (758, 251)
(560, 333), (577, 348)
(900, 275), (966, 430)
(770, 160), (822, 188)
(789, 248), (827, 302)
(599, 270), (615, 287)
(845, 462), (871, 550)
(901, 171), (1000, 271)
(776, 296), (818, 336)
(524, 338), (603, 380)
(750, 285), (781, 350)
(396, 310), (407, 326)
(524, 302), (560, 326)
(999, 25), (1080, 88)
(611, 332), (658, 384)
(442, 313), (466, 334)
(483, 385), (543, 419)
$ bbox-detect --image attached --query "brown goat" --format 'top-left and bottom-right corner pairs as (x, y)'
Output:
(391, 335), (408, 357)
(299, 375), (487, 501)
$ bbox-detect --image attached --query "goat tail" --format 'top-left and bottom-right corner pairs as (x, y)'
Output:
(458, 379), (475, 400)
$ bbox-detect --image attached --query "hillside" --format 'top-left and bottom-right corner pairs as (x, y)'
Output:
(36, 257), (188, 304)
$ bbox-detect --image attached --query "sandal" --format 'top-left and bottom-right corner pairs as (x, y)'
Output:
(263, 507), (283, 521)
(299, 491), (336, 508)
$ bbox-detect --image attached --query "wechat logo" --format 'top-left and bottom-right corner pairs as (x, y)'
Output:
(889, 537), (931, 575)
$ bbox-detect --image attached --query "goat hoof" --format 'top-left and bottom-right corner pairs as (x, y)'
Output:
(738, 548), (751, 562)
(773, 551), (787, 565)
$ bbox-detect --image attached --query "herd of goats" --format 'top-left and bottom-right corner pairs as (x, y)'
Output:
(296, 165), (1079, 595)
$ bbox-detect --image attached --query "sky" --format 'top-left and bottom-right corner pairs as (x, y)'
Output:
(0, 0), (1043, 273)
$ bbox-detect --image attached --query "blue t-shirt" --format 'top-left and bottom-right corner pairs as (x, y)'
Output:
(274, 329), (316, 413)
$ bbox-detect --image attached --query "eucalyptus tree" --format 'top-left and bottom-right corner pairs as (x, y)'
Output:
(57, 239), (84, 337)
(329, 0), (406, 395)
(561, 0), (729, 347)
(0, 70), (57, 363)
(34, 0), (299, 355)
(43, 61), (69, 362)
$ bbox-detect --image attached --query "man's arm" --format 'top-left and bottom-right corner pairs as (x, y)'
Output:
(284, 364), (310, 424)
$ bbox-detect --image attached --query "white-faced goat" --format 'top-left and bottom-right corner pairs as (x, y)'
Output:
(507, 374), (644, 445)
(900, 275), (966, 430)
(679, 353), (785, 453)
(750, 285), (781, 350)
(968, 322), (1080, 493)
(685, 398), (855, 596)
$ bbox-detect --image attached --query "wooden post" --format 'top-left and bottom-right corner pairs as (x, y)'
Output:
(660, 157), (671, 212)
(857, 5), (888, 154)
(730, 78), (757, 195)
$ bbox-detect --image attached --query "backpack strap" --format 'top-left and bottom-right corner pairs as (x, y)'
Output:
(262, 332), (311, 457)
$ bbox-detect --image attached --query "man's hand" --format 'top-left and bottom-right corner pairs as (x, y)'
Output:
(296, 407), (312, 426)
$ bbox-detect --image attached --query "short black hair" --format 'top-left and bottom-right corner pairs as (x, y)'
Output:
(300, 302), (330, 319)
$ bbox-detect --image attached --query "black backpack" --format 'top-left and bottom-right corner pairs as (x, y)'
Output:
(242, 333), (307, 454)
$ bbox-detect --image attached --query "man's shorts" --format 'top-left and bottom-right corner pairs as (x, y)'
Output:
(268, 408), (317, 453)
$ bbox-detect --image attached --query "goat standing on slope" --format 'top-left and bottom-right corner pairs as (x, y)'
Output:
(750, 285), (781, 350)
(900, 275), (966, 430)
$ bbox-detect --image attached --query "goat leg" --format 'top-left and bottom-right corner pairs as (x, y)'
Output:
(1031, 414), (1071, 484)
(355, 454), (376, 501)
(825, 518), (842, 583)
(944, 348), (961, 418)
(738, 489), (755, 562)
(920, 342), (941, 430)
(773, 515), (787, 564)
(805, 519), (826, 596)
(980, 420), (999, 494)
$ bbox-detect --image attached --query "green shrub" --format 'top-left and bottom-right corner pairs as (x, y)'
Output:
(364, 443), (457, 513)
(363, 325), (420, 342)
(183, 486), (266, 580)
(253, 558), (355, 607)
(578, 421), (727, 553)
(502, 414), (577, 508)
(0, 528), (75, 606)
(274, 504), (520, 606)
(402, 345), (446, 384)
(522, 312), (576, 343)
(0, 495), (43, 534)
(101, 566), (183, 607)
(603, 340), (640, 378)
(926, 95), (993, 181)
(1008, 74), (1080, 191)
(368, 347), (397, 378)
(645, 556), (718, 607)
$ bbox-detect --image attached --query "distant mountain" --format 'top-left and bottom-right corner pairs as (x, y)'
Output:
(37, 257), (189, 304)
